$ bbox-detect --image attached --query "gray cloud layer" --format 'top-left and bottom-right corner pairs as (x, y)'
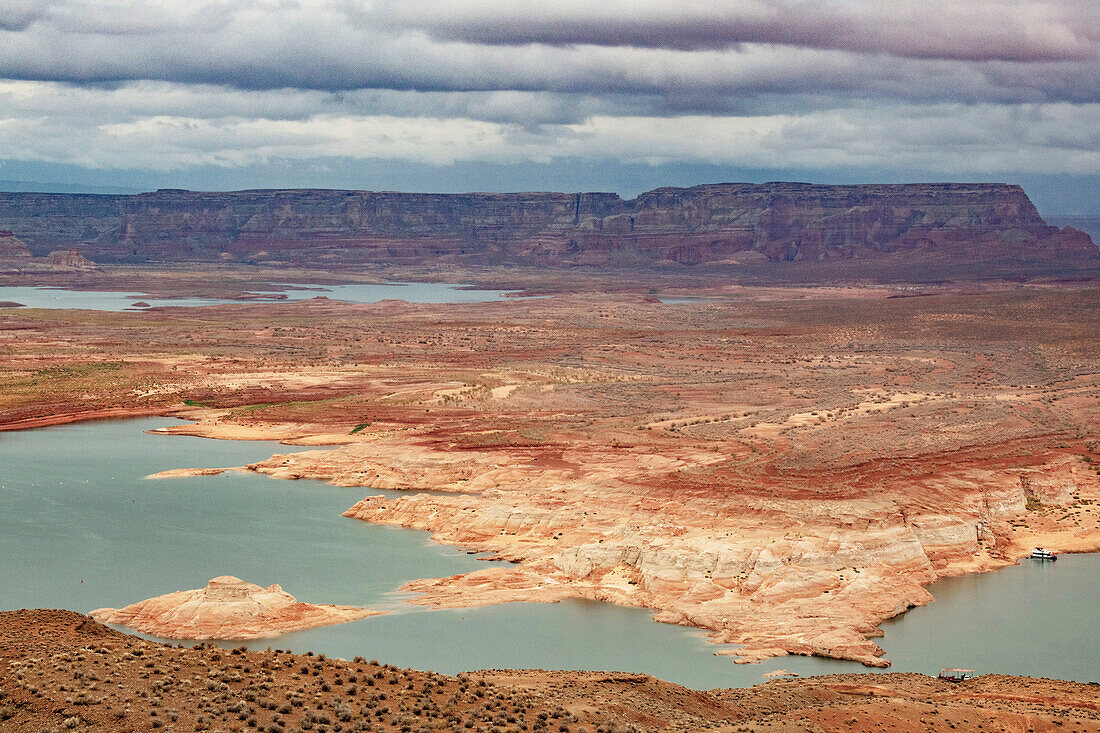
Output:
(0, 0), (1096, 104)
(0, 1), (1096, 187)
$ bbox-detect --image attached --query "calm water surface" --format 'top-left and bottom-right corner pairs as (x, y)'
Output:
(0, 282), (515, 310)
(1, 419), (1096, 688)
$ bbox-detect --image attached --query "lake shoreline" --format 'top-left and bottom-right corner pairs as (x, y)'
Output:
(3, 414), (1098, 683)
(0, 280), (519, 311)
(0, 405), (167, 432)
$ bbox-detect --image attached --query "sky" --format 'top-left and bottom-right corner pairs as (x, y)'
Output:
(0, 0), (1097, 212)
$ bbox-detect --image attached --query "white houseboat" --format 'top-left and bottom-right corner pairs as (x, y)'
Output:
(1029, 547), (1057, 561)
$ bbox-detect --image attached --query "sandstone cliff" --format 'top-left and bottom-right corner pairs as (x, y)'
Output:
(0, 183), (1093, 271)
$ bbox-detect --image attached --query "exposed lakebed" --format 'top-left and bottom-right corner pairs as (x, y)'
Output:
(1, 418), (1096, 688)
(0, 282), (517, 310)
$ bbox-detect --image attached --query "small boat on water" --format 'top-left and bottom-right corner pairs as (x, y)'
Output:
(938, 669), (974, 682)
(1030, 547), (1058, 561)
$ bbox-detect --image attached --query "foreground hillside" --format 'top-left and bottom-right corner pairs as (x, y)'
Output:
(2, 610), (1098, 733)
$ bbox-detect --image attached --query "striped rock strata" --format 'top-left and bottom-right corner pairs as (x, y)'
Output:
(0, 183), (1093, 268)
(234, 436), (1099, 666)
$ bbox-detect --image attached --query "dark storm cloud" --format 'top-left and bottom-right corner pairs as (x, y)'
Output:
(1, 32), (1097, 111)
(0, 0), (1095, 110)
(381, 0), (1099, 62)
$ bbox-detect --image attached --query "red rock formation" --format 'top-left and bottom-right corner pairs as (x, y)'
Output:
(227, 431), (1099, 667)
(89, 576), (382, 639)
(0, 183), (1092, 270)
(45, 247), (97, 268)
(0, 229), (32, 258)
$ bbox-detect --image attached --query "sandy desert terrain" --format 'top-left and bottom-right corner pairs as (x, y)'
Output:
(2, 276), (1097, 665)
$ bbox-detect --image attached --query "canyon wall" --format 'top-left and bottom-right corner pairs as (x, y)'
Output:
(0, 182), (1094, 268)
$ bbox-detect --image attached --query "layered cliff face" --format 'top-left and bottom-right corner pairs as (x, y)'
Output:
(0, 183), (1092, 268)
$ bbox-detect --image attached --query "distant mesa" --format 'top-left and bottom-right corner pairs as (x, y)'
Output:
(0, 183), (1093, 277)
(89, 575), (383, 640)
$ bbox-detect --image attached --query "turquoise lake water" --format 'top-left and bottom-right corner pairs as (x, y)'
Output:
(1, 418), (1096, 688)
(0, 282), (515, 310)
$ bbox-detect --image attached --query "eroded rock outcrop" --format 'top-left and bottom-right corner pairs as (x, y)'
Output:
(0, 230), (100, 271)
(22, 287), (1095, 669)
(90, 576), (381, 639)
(45, 247), (97, 268)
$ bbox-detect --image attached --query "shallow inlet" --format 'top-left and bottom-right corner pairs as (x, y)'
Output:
(1, 418), (1096, 688)
(0, 282), (516, 310)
